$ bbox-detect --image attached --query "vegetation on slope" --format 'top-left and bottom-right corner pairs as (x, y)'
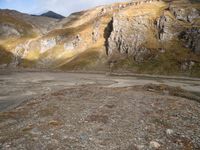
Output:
(60, 47), (106, 71)
(0, 45), (13, 65)
(0, 11), (36, 38)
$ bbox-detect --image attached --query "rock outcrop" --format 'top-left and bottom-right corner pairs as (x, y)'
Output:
(64, 35), (82, 51)
(107, 1), (199, 57)
(40, 38), (56, 53)
(108, 14), (153, 62)
(169, 4), (200, 23)
(179, 28), (200, 54)
(156, 11), (182, 41)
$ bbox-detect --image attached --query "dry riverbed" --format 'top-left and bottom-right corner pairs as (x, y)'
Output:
(0, 72), (200, 149)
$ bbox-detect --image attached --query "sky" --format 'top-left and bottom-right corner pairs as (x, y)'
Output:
(0, 0), (127, 16)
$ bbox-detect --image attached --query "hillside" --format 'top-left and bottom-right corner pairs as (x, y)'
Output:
(0, 0), (200, 77)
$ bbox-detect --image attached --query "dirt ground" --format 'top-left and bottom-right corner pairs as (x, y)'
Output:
(0, 72), (200, 150)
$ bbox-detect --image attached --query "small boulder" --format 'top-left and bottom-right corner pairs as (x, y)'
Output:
(150, 141), (161, 149)
(166, 129), (174, 135)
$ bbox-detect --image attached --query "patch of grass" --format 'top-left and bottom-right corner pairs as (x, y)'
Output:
(46, 18), (94, 38)
(38, 106), (58, 117)
(60, 47), (102, 70)
(0, 12), (35, 38)
(24, 48), (40, 61)
(191, 62), (200, 77)
(0, 111), (26, 122)
(112, 38), (200, 77)
(86, 114), (109, 124)
(143, 83), (200, 102)
(1, 34), (37, 52)
(0, 45), (13, 65)
(152, 118), (172, 128)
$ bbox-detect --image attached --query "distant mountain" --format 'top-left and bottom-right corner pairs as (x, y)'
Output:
(0, 9), (59, 37)
(40, 11), (65, 19)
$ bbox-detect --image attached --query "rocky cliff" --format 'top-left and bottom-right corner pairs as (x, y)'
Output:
(0, 0), (200, 76)
(106, 0), (200, 75)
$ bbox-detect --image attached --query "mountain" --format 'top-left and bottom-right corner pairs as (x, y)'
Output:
(40, 11), (65, 19)
(0, 0), (200, 77)
(0, 9), (59, 35)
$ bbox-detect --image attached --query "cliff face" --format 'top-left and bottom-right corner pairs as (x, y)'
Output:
(108, 0), (200, 55)
(107, 0), (200, 75)
(0, 0), (200, 76)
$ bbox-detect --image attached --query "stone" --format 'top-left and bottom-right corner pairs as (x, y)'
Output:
(166, 129), (174, 135)
(136, 145), (145, 150)
(181, 61), (195, 71)
(188, 8), (200, 23)
(170, 6), (199, 23)
(150, 141), (161, 149)
(30, 128), (42, 135)
(80, 133), (89, 141)
(172, 8), (188, 22)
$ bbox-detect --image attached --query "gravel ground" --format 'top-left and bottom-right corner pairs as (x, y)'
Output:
(0, 82), (200, 150)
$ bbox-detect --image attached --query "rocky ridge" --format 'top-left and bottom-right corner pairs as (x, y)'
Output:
(40, 11), (65, 19)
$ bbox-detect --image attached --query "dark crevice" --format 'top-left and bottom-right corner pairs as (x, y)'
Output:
(104, 19), (113, 55)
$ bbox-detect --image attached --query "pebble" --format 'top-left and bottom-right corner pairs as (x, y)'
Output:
(5, 144), (10, 148)
(150, 141), (161, 149)
(166, 129), (174, 135)
(80, 133), (89, 141)
(137, 145), (145, 149)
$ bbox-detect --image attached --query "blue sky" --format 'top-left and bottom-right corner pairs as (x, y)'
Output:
(0, 0), (127, 16)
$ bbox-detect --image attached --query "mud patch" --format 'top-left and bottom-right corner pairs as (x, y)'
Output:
(85, 114), (109, 124)
(143, 83), (200, 102)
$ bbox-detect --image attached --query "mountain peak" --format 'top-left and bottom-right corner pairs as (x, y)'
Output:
(40, 11), (65, 19)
